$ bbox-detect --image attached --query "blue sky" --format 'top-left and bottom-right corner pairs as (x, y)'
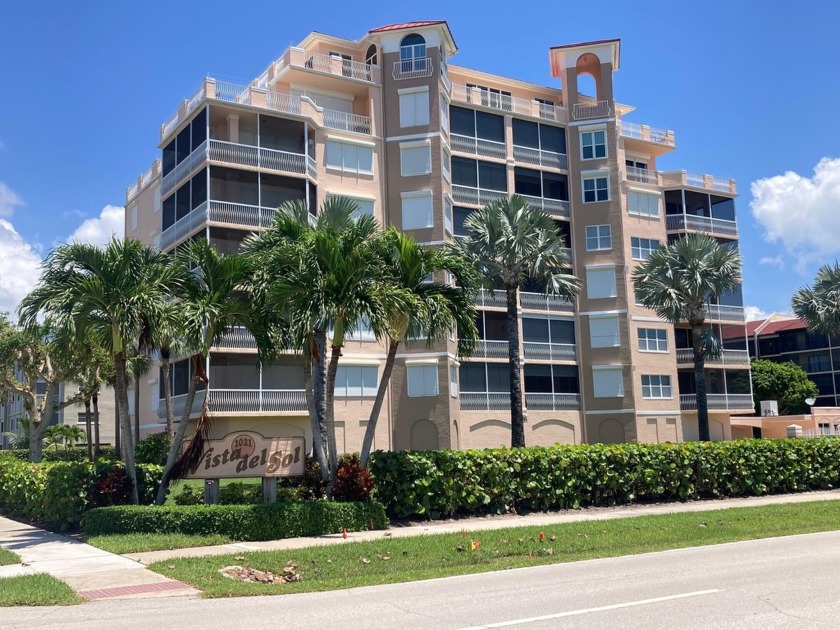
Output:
(1, 0), (839, 317)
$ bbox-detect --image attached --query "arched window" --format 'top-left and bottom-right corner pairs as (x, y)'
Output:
(400, 33), (427, 73)
(365, 44), (377, 66)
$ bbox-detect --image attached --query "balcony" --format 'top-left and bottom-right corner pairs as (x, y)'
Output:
(525, 392), (581, 411)
(323, 110), (372, 135)
(126, 159), (161, 203)
(679, 393), (754, 412)
(393, 58), (433, 80)
(675, 348), (750, 367)
(213, 326), (258, 351)
(619, 121), (675, 148)
(661, 170), (737, 195)
(520, 195), (570, 218)
(624, 166), (661, 186)
(471, 340), (509, 359)
(450, 84), (567, 123)
(161, 140), (208, 196)
(276, 47), (379, 84)
(460, 392), (511, 411)
(523, 342), (577, 362)
(705, 304), (746, 323)
(666, 214), (738, 238)
(209, 389), (307, 414)
(572, 100), (610, 120)
(512, 145), (568, 170)
(450, 134), (506, 160)
(520, 291), (575, 313)
(156, 200), (279, 251)
(476, 288), (508, 309)
(452, 185), (507, 207)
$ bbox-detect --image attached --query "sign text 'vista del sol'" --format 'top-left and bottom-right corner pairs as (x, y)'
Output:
(186, 432), (305, 479)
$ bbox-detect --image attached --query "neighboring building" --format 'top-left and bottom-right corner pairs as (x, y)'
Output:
(124, 21), (751, 449)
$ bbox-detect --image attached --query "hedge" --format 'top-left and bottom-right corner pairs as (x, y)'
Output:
(82, 501), (388, 539)
(2, 447), (117, 462)
(369, 439), (840, 518)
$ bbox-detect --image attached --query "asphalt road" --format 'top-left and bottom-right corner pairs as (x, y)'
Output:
(6, 530), (840, 629)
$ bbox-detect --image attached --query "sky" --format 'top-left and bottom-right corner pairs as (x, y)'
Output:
(1, 0), (839, 319)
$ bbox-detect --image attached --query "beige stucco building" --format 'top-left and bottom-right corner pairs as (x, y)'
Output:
(124, 21), (751, 452)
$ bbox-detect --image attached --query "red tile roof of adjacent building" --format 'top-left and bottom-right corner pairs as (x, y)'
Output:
(369, 21), (446, 33)
(752, 318), (809, 336)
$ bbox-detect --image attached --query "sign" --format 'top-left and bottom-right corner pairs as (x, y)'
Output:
(186, 431), (305, 479)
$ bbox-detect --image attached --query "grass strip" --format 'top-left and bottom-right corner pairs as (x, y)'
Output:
(0, 547), (20, 566)
(0, 574), (83, 606)
(150, 499), (840, 598)
(89, 533), (233, 555)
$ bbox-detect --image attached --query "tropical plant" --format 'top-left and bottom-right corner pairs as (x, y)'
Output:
(792, 262), (840, 340)
(446, 195), (580, 447)
(750, 358), (819, 415)
(359, 229), (480, 467)
(43, 424), (86, 451)
(632, 234), (742, 441)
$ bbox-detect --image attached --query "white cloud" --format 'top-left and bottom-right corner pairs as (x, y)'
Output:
(744, 305), (771, 322)
(65, 204), (124, 246)
(0, 182), (24, 217)
(751, 158), (840, 269)
(0, 219), (42, 316)
(759, 254), (784, 268)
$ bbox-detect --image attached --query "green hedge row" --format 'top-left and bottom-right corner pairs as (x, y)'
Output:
(369, 439), (840, 518)
(82, 501), (388, 539)
(1, 447), (117, 462)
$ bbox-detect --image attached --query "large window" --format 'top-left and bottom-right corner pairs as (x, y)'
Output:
(627, 190), (661, 218)
(451, 157), (507, 192)
(807, 354), (832, 373)
(399, 87), (430, 128)
(585, 225), (611, 251)
(399, 34), (427, 73)
(592, 366), (623, 398)
(642, 375), (672, 399)
(524, 365), (579, 393)
(327, 194), (374, 219)
(581, 129), (607, 160)
(326, 139), (374, 174)
(407, 362), (439, 397)
(514, 167), (567, 200)
(512, 119), (566, 154)
(522, 317), (575, 344)
(334, 365), (378, 397)
(582, 175), (609, 202)
(638, 328), (668, 352)
(450, 106), (505, 142)
(631, 237), (659, 260)
(459, 362), (510, 393)
(400, 141), (432, 176)
(401, 191), (434, 230)
(586, 267), (617, 299)
(589, 314), (620, 348)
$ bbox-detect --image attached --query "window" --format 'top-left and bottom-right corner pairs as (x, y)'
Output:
(642, 375), (672, 399)
(442, 147), (451, 182)
(451, 157), (507, 192)
(408, 363), (439, 397)
(335, 365), (378, 397)
(631, 237), (659, 260)
(582, 175), (609, 202)
(807, 354), (831, 373)
(514, 167), (568, 200)
(401, 191), (433, 230)
(581, 129), (607, 160)
(343, 316), (376, 341)
(589, 315), (620, 348)
(328, 194), (373, 219)
(638, 328), (668, 352)
(326, 140), (374, 174)
(450, 106), (505, 142)
(399, 87), (430, 128)
(400, 141), (432, 176)
(512, 119), (567, 155)
(399, 34), (427, 73)
(586, 225), (611, 251)
(626, 159), (647, 170)
(592, 366), (623, 398)
(586, 267), (617, 299)
(449, 364), (458, 397)
(444, 196), (453, 235)
(440, 95), (449, 134)
(129, 204), (138, 231)
(627, 190), (660, 218)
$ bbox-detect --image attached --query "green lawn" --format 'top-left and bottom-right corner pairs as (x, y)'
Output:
(0, 547), (20, 566)
(89, 533), (233, 555)
(150, 499), (840, 598)
(0, 574), (82, 607)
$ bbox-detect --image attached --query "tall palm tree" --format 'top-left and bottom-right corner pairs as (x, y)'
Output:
(632, 234), (742, 441)
(19, 238), (183, 503)
(446, 195), (580, 448)
(792, 262), (840, 340)
(359, 229), (479, 467)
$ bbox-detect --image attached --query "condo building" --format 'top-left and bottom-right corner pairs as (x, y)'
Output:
(125, 21), (752, 450)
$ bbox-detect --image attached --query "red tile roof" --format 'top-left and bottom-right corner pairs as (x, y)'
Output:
(369, 21), (446, 33)
(753, 318), (808, 336)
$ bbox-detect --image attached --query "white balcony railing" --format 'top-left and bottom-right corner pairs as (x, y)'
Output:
(452, 185), (508, 207)
(476, 288), (508, 309)
(525, 393), (581, 411)
(523, 342), (577, 362)
(660, 170), (737, 195)
(297, 50), (376, 82)
(156, 201), (209, 251)
(512, 145), (568, 170)
(450, 134), (506, 159)
(666, 214), (738, 238)
(520, 292), (575, 313)
(472, 340), (509, 359)
(675, 348), (750, 366)
(705, 304), (746, 322)
(209, 389), (307, 413)
(619, 121), (676, 147)
(214, 326), (258, 350)
(679, 393), (754, 412)
(460, 392), (511, 411)
(156, 200), (279, 251)
(440, 63), (452, 92)
(393, 58), (433, 80)
(161, 139), (208, 196)
(572, 100), (611, 120)
(208, 139), (315, 178)
(625, 166), (660, 185)
(450, 84), (566, 122)
(323, 109), (372, 135)
(520, 195), (570, 218)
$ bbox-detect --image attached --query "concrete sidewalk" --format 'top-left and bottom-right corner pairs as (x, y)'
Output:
(0, 517), (198, 600)
(126, 488), (840, 564)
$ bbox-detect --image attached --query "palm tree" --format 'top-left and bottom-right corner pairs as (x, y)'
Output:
(446, 195), (580, 448)
(19, 238), (184, 503)
(632, 234), (742, 441)
(792, 262), (840, 340)
(359, 229), (480, 467)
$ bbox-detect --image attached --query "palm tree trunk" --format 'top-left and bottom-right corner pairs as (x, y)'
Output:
(114, 354), (139, 504)
(161, 361), (175, 439)
(506, 285), (525, 448)
(114, 388), (121, 460)
(303, 354), (329, 482)
(312, 329), (330, 479)
(325, 339), (342, 484)
(133, 365), (141, 444)
(361, 339), (399, 468)
(84, 398), (93, 462)
(93, 391), (101, 457)
(692, 325), (711, 441)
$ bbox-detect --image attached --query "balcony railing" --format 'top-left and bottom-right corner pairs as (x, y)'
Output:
(520, 195), (570, 218)
(471, 340), (509, 359)
(705, 304), (746, 322)
(208, 139), (316, 178)
(460, 392), (511, 411)
(323, 110), (372, 135)
(625, 166), (660, 185)
(520, 292), (575, 313)
(452, 185), (507, 206)
(214, 326), (258, 350)
(675, 348), (750, 366)
(523, 342), (577, 362)
(209, 389), (307, 413)
(156, 201), (209, 251)
(476, 288), (507, 309)
(127, 159), (161, 203)
(525, 393), (581, 411)
(572, 100), (611, 120)
(666, 214), (738, 238)
(660, 170), (737, 195)
(162, 82), (206, 139)
(679, 393), (754, 412)
(440, 64), (452, 92)
(161, 139), (208, 196)
(619, 121), (675, 147)
(512, 145), (567, 170)
(450, 134), (506, 159)
(393, 58), (433, 80)
(289, 49), (377, 82)
(450, 84), (567, 123)
(156, 200), (279, 251)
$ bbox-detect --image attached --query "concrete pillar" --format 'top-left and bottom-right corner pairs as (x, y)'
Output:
(203, 479), (220, 504)
(262, 477), (277, 504)
(227, 114), (240, 144)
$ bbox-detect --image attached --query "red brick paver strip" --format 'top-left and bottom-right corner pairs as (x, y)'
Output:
(77, 580), (194, 600)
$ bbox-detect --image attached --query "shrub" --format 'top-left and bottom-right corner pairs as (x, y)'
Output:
(174, 485), (203, 506)
(82, 500), (388, 539)
(333, 454), (375, 502)
(2, 447), (117, 463)
(135, 433), (171, 466)
(369, 439), (840, 518)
